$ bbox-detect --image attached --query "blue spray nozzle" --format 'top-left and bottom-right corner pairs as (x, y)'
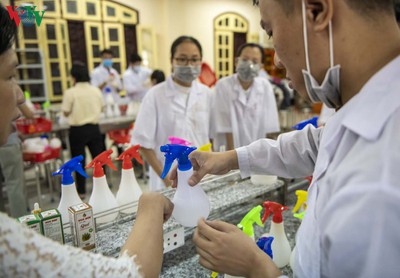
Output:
(256, 236), (274, 259)
(292, 116), (319, 130)
(52, 155), (88, 185)
(160, 144), (197, 179)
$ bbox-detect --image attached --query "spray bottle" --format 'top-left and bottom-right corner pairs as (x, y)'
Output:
(52, 155), (87, 224)
(261, 201), (291, 268)
(160, 144), (210, 227)
(86, 150), (119, 224)
(115, 144), (143, 214)
(290, 189), (308, 271)
(223, 205), (264, 278)
(168, 136), (192, 146)
(104, 87), (115, 118)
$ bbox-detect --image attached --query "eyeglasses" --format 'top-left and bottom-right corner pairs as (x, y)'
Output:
(174, 57), (202, 66)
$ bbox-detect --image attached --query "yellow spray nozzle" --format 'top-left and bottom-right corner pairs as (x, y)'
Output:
(211, 271), (219, 278)
(292, 190), (308, 213)
(198, 143), (212, 152)
(237, 205), (263, 237)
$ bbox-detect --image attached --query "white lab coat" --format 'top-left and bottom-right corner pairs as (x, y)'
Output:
(91, 64), (122, 102)
(213, 74), (280, 149)
(131, 76), (214, 191)
(237, 55), (400, 277)
(122, 66), (152, 102)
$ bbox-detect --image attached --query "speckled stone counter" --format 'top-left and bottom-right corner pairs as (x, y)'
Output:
(80, 172), (304, 277)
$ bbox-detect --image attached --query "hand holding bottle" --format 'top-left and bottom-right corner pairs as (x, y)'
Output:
(170, 150), (239, 187)
(137, 192), (174, 223)
(193, 218), (282, 278)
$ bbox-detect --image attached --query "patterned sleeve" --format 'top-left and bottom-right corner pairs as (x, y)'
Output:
(0, 213), (142, 278)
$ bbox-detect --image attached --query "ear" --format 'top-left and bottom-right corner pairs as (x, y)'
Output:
(304, 0), (333, 32)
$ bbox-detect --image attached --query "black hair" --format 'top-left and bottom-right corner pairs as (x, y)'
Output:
(71, 62), (90, 82)
(395, 0), (400, 23)
(130, 53), (142, 63)
(236, 43), (265, 63)
(170, 36), (202, 60)
(0, 4), (18, 56)
(101, 49), (113, 56)
(150, 69), (165, 85)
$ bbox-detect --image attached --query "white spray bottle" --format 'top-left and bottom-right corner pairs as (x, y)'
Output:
(87, 149), (119, 224)
(262, 201), (292, 268)
(160, 144), (210, 227)
(52, 155), (87, 224)
(261, 201), (291, 268)
(116, 144), (143, 214)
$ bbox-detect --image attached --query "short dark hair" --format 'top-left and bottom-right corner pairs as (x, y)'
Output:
(0, 4), (17, 56)
(236, 43), (265, 63)
(395, 0), (400, 22)
(101, 49), (113, 56)
(150, 70), (165, 84)
(170, 36), (202, 60)
(130, 53), (142, 63)
(71, 62), (90, 82)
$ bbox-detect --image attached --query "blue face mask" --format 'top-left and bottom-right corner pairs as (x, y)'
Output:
(103, 59), (113, 68)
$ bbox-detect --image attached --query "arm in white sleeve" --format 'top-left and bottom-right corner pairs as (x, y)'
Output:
(237, 124), (322, 178)
(213, 81), (232, 133)
(123, 73), (146, 96)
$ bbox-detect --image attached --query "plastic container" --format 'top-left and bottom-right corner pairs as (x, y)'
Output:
(16, 117), (52, 134)
(250, 175), (278, 185)
(23, 147), (60, 163)
(160, 144), (210, 227)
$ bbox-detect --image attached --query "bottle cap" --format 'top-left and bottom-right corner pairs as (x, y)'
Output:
(292, 116), (319, 130)
(262, 201), (289, 224)
(86, 150), (117, 178)
(160, 144), (196, 179)
(237, 205), (263, 237)
(52, 155), (88, 185)
(168, 136), (192, 146)
(116, 144), (143, 170)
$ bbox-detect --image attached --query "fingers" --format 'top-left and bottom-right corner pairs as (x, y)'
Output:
(169, 166), (178, 188)
(205, 220), (237, 233)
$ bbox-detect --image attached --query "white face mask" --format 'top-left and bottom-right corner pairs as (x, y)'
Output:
(132, 65), (141, 73)
(301, 0), (342, 108)
(236, 60), (260, 82)
(173, 65), (201, 84)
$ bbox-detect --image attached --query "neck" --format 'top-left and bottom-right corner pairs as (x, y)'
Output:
(238, 78), (253, 90)
(336, 11), (400, 106)
(173, 77), (192, 87)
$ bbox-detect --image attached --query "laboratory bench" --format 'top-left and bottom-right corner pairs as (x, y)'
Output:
(63, 171), (305, 277)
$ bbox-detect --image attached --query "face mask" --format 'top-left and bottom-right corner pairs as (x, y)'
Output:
(301, 0), (342, 108)
(236, 60), (260, 82)
(132, 65), (141, 73)
(103, 59), (113, 68)
(173, 65), (201, 84)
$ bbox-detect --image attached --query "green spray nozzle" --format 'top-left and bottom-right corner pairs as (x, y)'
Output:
(160, 144), (196, 179)
(42, 101), (51, 110)
(262, 201), (289, 224)
(86, 149), (117, 178)
(237, 205), (264, 237)
(292, 190), (308, 213)
(116, 144), (143, 170)
(52, 155), (88, 185)
(24, 91), (31, 100)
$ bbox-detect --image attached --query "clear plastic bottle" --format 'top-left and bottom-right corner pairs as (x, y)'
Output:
(115, 145), (143, 214)
(87, 150), (119, 224)
(53, 155), (87, 224)
(160, 144), (210, 227)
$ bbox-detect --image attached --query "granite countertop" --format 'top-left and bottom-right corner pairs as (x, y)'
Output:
(71, 171), (304, 277)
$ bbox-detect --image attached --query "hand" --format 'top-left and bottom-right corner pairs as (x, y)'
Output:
(163, 176), (173, 188)
(170, 150), (238, 187)
(193, 218), (281, 278)
(137, 192), (174, 223)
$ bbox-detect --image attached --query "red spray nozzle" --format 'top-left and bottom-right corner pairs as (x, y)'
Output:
(116, 144), (143, 170)
(86, 149), (117, 178)
(262, 201), (289, 224)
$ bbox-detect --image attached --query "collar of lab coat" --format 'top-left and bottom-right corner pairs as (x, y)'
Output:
(312, 55), (400, 182)
(233, 74), (264, 106)
(165, 76), (202, 110)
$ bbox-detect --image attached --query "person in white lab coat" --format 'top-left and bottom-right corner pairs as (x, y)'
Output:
(91, 49), (122, 103)
(131, 36), (213, 191)
(213, 43), (280, 150)
(171, 0), (400, 277)
(122, 53), (152, 102)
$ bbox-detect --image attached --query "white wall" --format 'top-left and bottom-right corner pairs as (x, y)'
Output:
(115, 0), (265, 74)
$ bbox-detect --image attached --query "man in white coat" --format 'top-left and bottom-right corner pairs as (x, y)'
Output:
(213, 43), (280, 150)
(91, 49), (122, 103)
(171, 0), (400, 277)
(122, 53), (152, 102)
